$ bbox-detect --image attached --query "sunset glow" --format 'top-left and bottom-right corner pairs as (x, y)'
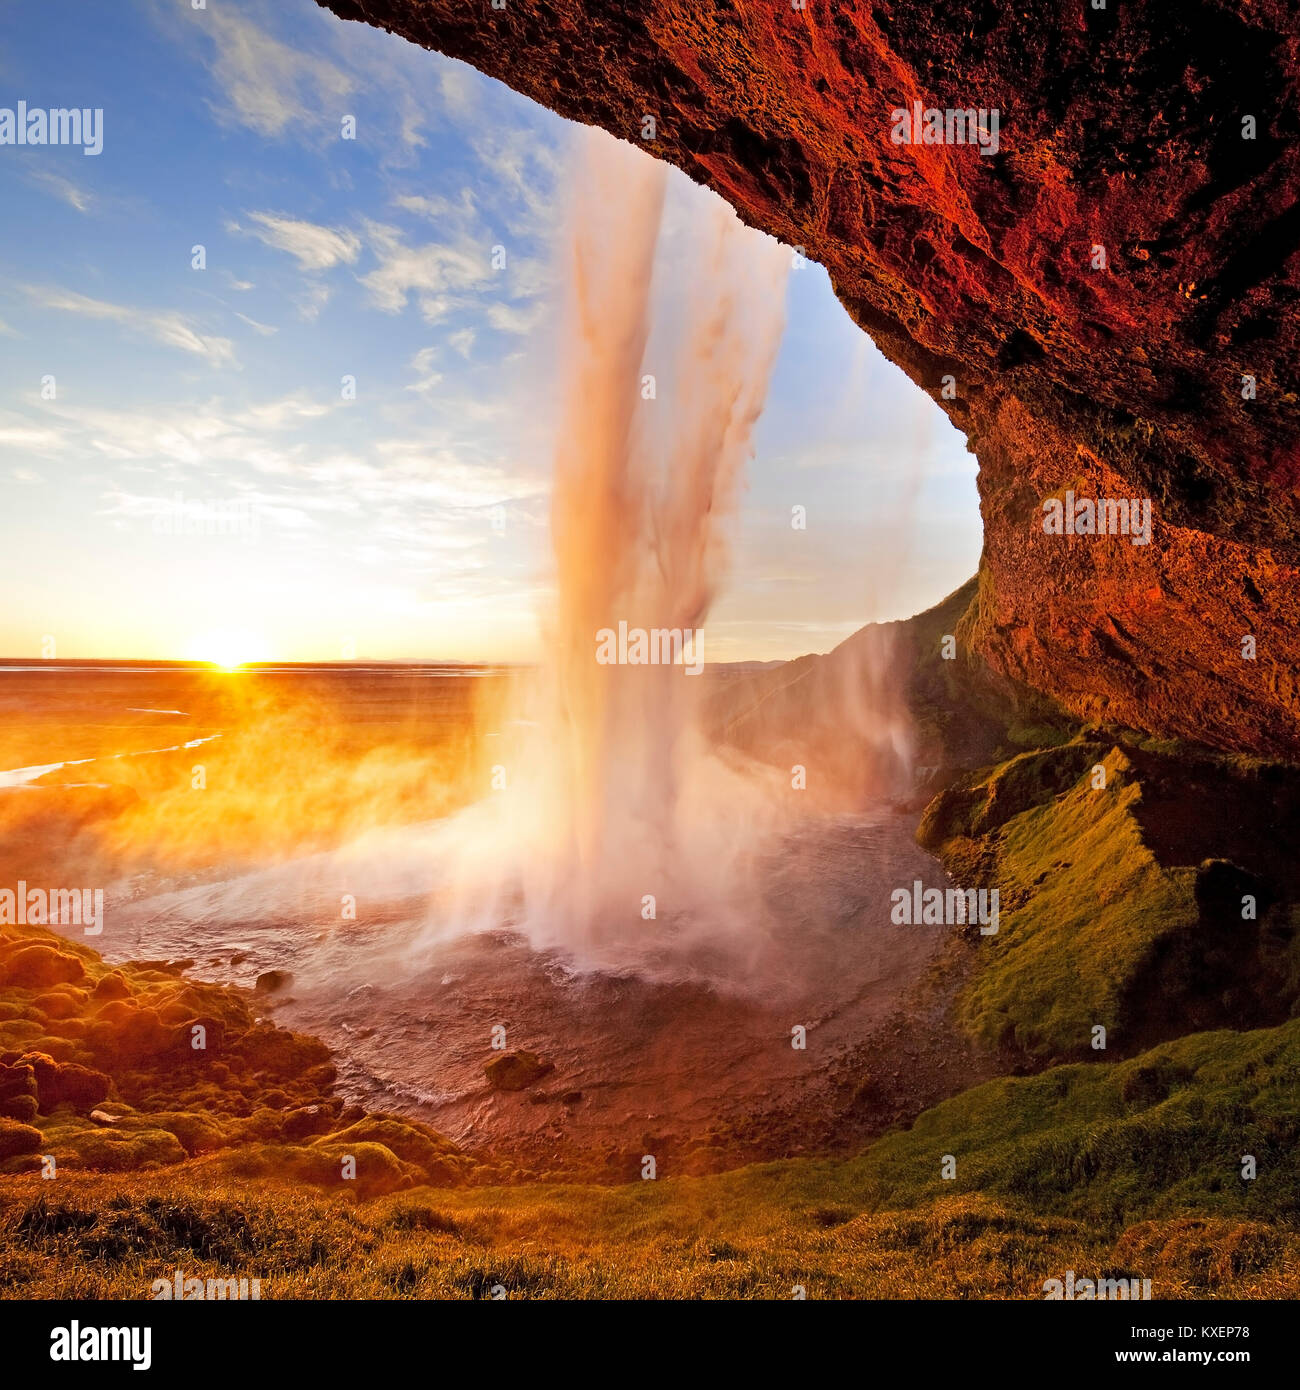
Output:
(185, 631), (271, 672)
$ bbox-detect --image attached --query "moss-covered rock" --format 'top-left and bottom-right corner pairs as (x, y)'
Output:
(920, 740), (1300, 1060)
(316, 1115), (476, 1185)
(16, 1052), (110, 1112)
(0, 944), (86, 989)
(0, 1117), (42, 1160)
(41, 1118), (187, 1171)
(211, 1140), (422, 1195)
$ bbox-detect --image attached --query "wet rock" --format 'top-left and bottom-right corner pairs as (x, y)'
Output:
(255, 969), (294, 996)
(484, 1050), (555, 1092)
(322, 0), (1300, 760)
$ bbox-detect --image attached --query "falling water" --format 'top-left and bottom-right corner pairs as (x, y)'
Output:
(414, 130), (793, 970)
(99, 133), (944, 1143)
(535, 131), (789, 947)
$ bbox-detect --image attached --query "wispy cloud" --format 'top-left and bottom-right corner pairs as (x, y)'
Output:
(359, 219), (491, 319)
(200, 7), (352, 140)
(2, 393), (334, 477)
(29, 288), (236, 367)
(447, 327), (476, 359)
(235, 312), (277, 337)
(28, 169), (93, 213)
(296, 281), (333, 323)
(486, 301), (545, 336)
(406, 346), (443, 399)
(234, 212), (361, 271)
(0, 424), (65, 454)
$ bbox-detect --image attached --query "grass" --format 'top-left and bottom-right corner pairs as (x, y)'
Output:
(4, 1069), (1298, 1300)
(4, 961), (1300, 1299)
(847, 1017), (1300, 1229)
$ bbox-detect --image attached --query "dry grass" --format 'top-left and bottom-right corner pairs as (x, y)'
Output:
(2, 1157), (1297, 1300)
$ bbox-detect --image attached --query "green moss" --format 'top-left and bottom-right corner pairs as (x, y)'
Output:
(37, 1118), (187, 1172)
(211, 1140), (422, 1195)
(956, 747), (1194, 1056)
(918, 741), (1104, 850)
(921, 738), (1300, 1059)
(847, 1017), (1300, 1228)
(0, 1119), (42, 1162)
(315, 1115), (475, 1184)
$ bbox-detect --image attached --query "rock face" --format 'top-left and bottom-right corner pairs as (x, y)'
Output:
(321, 0), (1300, 756)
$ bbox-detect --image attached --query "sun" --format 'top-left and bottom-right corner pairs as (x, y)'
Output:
(186, 630), (270, 672)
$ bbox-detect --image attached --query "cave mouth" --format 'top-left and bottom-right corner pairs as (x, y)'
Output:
(88, 114), (982, 1173)
(473, 68), (986, 668)
(1, 1), (987, 1185)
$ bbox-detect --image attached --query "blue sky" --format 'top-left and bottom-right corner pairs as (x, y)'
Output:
(0, 0), (980, 663)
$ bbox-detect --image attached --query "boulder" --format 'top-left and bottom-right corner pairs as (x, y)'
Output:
(484, 1050), (554, 1092)
(315, 1115), (472, 1183)
(0, 1061), (38, 1123)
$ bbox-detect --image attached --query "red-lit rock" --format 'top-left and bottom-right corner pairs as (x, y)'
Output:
(319, 0), (1300, 756)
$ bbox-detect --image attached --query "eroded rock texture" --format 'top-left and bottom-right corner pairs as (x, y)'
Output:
(321, 0), (1300, 755)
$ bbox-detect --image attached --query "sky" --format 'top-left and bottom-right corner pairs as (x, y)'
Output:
(0, 0), (981, 665)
